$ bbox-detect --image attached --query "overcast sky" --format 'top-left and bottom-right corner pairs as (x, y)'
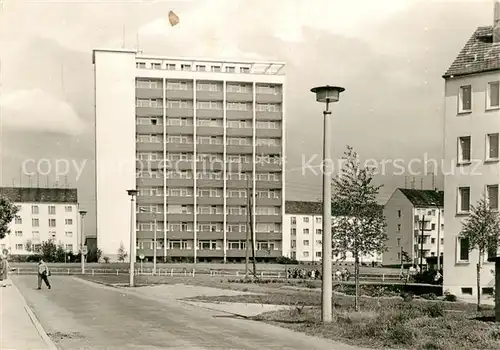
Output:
(0, 0), (492, 235)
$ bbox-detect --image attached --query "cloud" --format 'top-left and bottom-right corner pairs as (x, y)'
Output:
(0, 89), (85, 135)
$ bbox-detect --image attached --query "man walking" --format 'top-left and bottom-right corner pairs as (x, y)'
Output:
(37, 259), (51, 290)
(0, 254), (11, 287)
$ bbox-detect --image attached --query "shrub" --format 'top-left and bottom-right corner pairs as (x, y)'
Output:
(421, 293), (437, 300)
(276, 256), (298, 265)
(387, 323), (416, 346)
(425, 303), (445, 318)
(444, 294), (457, 302)
(103, 256), (110, 263)
(304, 281), (316, 289)
(400, 292), (414, 302)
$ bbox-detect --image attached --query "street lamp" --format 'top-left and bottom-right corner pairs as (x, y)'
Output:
(127, 189), (138, 287)
(78, 210), (87, 274)
(310, 85), (345, 324)
(139, 208), (157, 275)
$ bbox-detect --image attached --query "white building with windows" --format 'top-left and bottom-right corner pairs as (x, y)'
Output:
(283, 201), (382, 264)
(442, 2), (500, 301)
(383, 189), (444, 267)
(0, 187), (79, 256)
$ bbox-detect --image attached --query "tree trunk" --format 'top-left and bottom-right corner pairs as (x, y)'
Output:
(477, 260), (482, 312)
(354, 250), (360, 312)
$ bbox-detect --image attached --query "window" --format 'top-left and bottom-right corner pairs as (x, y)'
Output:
(65, 206), (73, 212)
(487, 81), (500, 109)
(181, 64), (191, 71)
(459, 85), (472, 112)
(291, 240), (296, 248)
(487, 185), (499, 210)
(291, 228), (296, 235)
(15, 217), (22, 224)
(65, 219), (73, 225)
(458, 237), (470, 262)
(66, 244), (73, 252)
(225, 66), (235, 73)
(240, 67), (250, 73)
(31, 205), (39, 214)
(15, 231), (22, 237)
(397, 224), (401, 232)
(303, 251), (309, 257)
(48, 219), (56, 227)
(211, 65), (221, 72)
(431, 238), (436, 244)
(15, 244), (23, 251)
(303, 240), (309, 246)
(316, 229), (322, 235)
(291, 217), (296, 224)
(461, 287), (473, 295)
(303, 228), (309, 234)
(441, 238), (444, 245)
(166, 81), (188, 90)
(196, 65), (206, 72)
(397, 210), (401, 218)
(315, 217), (321, 224)
(136, 62), (146, 68)
(32, 218), (39, 227)
(458, 187), (470, 213)
(487, 133), (499, 160)
(199, 240), (217, 250)
(303, 217), (309, 223)
(151, 63), (161, 70)
(166, 63), (176, 70)
(397, 238), (401, 246)
(458, 136), (471, 164)
(65, 231), (73, 237)
(431, 223), (436, 230)
(316, 252), (322, 257)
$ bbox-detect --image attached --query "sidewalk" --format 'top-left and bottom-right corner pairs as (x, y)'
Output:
(0, 280), (50, 350)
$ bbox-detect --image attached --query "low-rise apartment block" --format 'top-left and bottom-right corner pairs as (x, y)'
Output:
(284, 200), (382, 264)
(0, 187), (79, 256)
(383, 189), (444, 267)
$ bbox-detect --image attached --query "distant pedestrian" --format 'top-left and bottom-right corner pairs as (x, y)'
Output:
(0, 254), (11, 287)
(335, 269), (342, 281)
(37, 259), (51, 290)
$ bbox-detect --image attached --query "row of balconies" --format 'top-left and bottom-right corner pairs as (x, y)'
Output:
(136, 125), (282, 138)
(136, 212), (281, 222)
(136, 143), (281, 155)
(137, 107), (282, 121)
(136, 161), (281, 173)
(133, 196), (281, 207)
(136, 178), (281, 188)
(136, 88), (282, 104)
(134, 248), (282, 258)
(136, 230), (282, 240)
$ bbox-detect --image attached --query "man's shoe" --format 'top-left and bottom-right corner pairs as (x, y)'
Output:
(48, 286), (51, 289)
(37, 288), (41, 290)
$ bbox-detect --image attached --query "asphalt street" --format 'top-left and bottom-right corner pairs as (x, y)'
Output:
(12, 276), (365, 350)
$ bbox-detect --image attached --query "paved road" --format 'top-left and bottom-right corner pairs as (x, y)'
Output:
(13, 276), (366, 350)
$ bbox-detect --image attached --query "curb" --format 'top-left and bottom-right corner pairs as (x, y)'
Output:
(179, 300), (250, 319)
(11, 283), (58, 350)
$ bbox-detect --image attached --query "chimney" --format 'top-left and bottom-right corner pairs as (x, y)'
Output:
(494, 0), (500, 42)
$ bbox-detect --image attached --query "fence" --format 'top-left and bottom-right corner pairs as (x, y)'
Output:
(10, 267), (402, 282)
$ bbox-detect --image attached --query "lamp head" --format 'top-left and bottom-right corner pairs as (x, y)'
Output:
(310, 85), (345, 103)
(127, 189), (138, 197)
(79, 210), (87, 216)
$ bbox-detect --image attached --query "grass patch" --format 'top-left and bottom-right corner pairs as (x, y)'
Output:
(254, 303), (500, 349)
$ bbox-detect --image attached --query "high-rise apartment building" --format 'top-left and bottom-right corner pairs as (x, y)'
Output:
(93, 49), (286, 262)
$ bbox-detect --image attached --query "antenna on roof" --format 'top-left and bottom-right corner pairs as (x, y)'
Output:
(404, 176), (407, 189)
(430, 172), (435, 190)
(45, 175), (49, 188)
(411, 177), (416, 189)
(28, 175), (32, 188)
(64, 175), (69, 188)
(420, 178), (424, 190)
(36, 172), (40, 188)
(54, 176), (59, 188)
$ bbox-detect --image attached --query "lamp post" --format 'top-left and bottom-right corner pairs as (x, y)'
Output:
(139, 208), (157, 275)
(78, 210), (87, 274)
(310, 85), (345, 324)
(127, 189), (138, 287)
